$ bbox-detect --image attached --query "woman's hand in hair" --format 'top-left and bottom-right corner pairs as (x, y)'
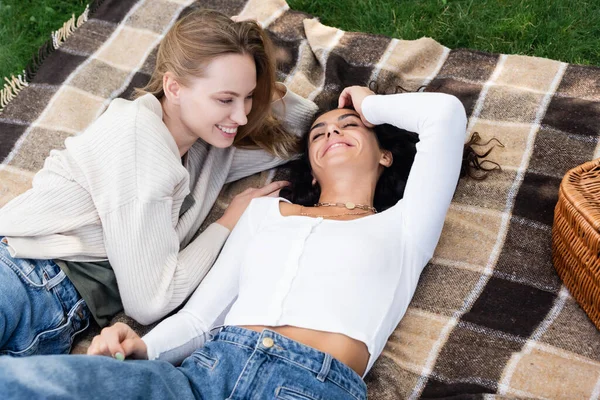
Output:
(87, 322), (148, 360)
(338, 86), (375, 128)
(217, 181), (290, 231)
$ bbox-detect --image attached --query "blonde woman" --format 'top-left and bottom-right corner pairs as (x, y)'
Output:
(0, 8), (317, 356)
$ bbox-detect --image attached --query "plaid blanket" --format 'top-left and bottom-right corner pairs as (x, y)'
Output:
(1, 0), (599, 398)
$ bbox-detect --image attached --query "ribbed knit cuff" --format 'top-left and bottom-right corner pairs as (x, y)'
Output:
(204, 222), (231, 241)
(2, 235), (106, 260)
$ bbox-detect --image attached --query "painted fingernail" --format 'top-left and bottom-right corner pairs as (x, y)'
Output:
(114, 352), (125, 361)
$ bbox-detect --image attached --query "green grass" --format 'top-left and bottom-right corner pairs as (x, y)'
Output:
(287, 0), (600, 66)
(0, 0), (87, 80)
(1, 0), (599, 80)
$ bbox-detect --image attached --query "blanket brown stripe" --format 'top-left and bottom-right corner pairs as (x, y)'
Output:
(1, 1), (599, 399)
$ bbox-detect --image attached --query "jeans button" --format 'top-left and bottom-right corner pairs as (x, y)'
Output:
(262, 337), (274, 348)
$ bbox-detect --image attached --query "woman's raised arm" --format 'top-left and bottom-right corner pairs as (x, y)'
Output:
(360, 90), (467, 259)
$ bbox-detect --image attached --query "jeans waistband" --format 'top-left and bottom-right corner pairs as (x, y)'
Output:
(214, 326), (366, 399)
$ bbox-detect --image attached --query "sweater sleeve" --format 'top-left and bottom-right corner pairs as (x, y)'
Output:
(103, 201), (230, 324)
(362, 93), (467, 259)
(226, 83), (318, 183)
(67, 96), (231, 325)
(141, 198), (258, 363)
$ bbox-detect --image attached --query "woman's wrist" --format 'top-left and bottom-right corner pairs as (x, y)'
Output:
(215, 217), (235, 232)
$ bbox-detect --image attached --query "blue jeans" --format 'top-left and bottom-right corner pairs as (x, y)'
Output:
(0, 239), (90, 356)
(0, 326), (368, 399)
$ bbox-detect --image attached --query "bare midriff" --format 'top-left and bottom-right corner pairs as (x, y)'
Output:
(239, 325), (369, 377)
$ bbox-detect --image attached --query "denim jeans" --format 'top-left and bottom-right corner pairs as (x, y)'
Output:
(0, 239), (90, 356)
(0, 326), (368, 400)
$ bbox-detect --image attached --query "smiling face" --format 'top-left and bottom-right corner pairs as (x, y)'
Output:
(176, 53), (257, 148)
(307, 108), (392, 184)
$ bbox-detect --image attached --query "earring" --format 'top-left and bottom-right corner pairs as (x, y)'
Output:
(312, 178), (317, 186)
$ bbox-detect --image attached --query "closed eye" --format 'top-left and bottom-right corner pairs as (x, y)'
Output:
(311, 133), (324, 141)
(342, 123), (358, 128)
(218, 99), (233, 104)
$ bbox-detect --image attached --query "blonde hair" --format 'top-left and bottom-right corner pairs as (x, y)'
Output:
(135, 8), (298, 158)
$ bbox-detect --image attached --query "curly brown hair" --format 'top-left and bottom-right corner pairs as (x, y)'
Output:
(280, 84), (503, 211)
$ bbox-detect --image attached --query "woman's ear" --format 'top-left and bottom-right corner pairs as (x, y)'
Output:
(163, 72), (182, 105)
(380, 150), (393, 168)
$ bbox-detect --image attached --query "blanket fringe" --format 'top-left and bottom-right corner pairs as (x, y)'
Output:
(0, 1), (101, 114)
(52, 5), (90, 49)
(0, 74), (29, 110)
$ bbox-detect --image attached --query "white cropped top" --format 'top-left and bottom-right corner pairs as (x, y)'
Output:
(142, 92), (468, 376)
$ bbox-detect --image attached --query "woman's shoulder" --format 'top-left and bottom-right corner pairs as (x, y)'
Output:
(103, 94), (163, 124)
(84, 94), (175, 153)
(244, 196), (291, 219)
(65, 94), (180, 173)
(278, 199), (300, 216)
(248, 195), (282, 209)
(71, 95), (161, 142)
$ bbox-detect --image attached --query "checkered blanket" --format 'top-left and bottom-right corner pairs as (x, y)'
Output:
(1, 0), (599, 398)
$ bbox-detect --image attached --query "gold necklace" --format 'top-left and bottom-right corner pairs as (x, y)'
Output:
(314, 202), (377, 213)
(299, 206), (373, 219)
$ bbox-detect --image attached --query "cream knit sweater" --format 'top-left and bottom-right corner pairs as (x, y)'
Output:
(0, 87), (317, 324)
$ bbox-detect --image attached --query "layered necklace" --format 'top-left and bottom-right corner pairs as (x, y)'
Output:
(299, 201), (377, 219)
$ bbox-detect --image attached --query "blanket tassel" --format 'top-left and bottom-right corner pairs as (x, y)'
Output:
(0, 4), (91, 114)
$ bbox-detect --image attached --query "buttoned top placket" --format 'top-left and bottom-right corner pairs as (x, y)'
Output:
(268, 218), (324, 324)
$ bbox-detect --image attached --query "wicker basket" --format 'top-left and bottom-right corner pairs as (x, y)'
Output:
(552, 159), (600, 330)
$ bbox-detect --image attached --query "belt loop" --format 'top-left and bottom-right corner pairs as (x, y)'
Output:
(207, 324), (226, 341)
(44, 263), (66, 290)
(317, 353), (332, 382)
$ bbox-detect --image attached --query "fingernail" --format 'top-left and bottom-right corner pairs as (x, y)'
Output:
(114, 352), (125, 361)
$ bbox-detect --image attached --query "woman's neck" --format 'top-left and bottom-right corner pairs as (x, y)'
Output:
(317, 178), (376, 207)
(160, 97), (197, 157)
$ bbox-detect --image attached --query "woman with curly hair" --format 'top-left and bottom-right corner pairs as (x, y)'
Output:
(1, 85), (482, 400)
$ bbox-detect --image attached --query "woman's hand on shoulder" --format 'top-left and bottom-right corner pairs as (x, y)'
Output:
(338, 86), (376, 128)
(87, 322), (148, 360)
(217, 180), (290, 231)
